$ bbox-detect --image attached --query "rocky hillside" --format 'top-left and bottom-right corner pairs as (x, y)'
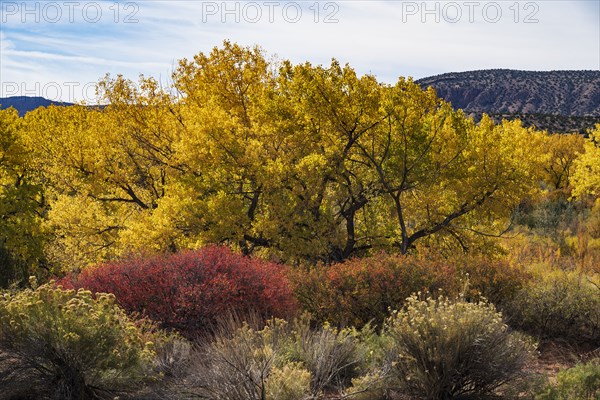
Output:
(0, 96), (73, 116)
(417, 70), (600, 133)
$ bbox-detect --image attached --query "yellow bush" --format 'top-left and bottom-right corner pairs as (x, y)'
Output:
(0, 281), (156, 399)
(385, 294), (534, 399)
(265, 362), (311, 400)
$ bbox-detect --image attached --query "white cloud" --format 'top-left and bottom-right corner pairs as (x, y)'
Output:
(0, 31), (14, 51)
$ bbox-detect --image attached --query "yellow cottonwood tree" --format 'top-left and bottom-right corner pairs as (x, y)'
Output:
(571, 125), (600, 199)
(0, 108), (45, 285)
(24, 83), (181, 269)
(20, 42), (548, 268)
(169, 41), (277, 254)
(254, 59), (384, 261)
(352, 80), (544, 254)
(541, 133), (585, 192)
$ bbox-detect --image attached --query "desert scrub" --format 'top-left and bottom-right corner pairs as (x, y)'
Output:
(535, 359), (600, 400)
(265, 362), (312, 400)
(289, 251), (529, 329)
(188, 316), (375, 399)
(189, 317), (311, 400)
(285, 316), (367, 396)
(0, 281), (157, 400)
(385, 293), (535, 399)
(509, 270), (600, 343)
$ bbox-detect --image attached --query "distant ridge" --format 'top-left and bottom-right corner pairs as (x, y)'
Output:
(416, 69), (600, 133)
(0, 96), (74, 116)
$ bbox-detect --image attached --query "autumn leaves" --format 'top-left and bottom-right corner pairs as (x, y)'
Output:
(1, 41), (598, 275)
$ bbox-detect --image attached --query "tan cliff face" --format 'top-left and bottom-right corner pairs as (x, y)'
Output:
(417, 70), (600, 133)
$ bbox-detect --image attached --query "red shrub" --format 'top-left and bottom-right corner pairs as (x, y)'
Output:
(61, 246), (298, 337)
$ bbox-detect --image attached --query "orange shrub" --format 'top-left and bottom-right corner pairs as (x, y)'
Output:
(289, 252), (530, 328)
(289, 252), (455, 328)
(452, 254), (532, 307)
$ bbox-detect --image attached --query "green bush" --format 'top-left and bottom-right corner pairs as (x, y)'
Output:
(509, 271), (600, 343)
(513, 194), (580, 237)
(0, 245), (28, 288)
(0, 280), (156, 400)
(535, 359), (600, 400)
(586, 200), (600, 239)
(385, 294), (534, 399)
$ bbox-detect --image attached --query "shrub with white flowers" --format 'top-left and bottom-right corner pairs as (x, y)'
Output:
(0, 280), (157, 400)
(384, 293), (535, 399)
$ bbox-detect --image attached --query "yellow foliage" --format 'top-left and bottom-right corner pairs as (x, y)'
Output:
(13, 42), (549, 269)
(540, 132), (585, 191)
(0, 108), (45, 283)
(572, 124), (600, 199)
(0, 282), (157, 394)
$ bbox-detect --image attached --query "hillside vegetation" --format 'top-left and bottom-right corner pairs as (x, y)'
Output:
(0, 43), (599, 400)
(417, 69), (600, 133)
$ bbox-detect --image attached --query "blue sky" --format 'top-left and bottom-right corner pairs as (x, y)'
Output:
(1, 0), (599, 102)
